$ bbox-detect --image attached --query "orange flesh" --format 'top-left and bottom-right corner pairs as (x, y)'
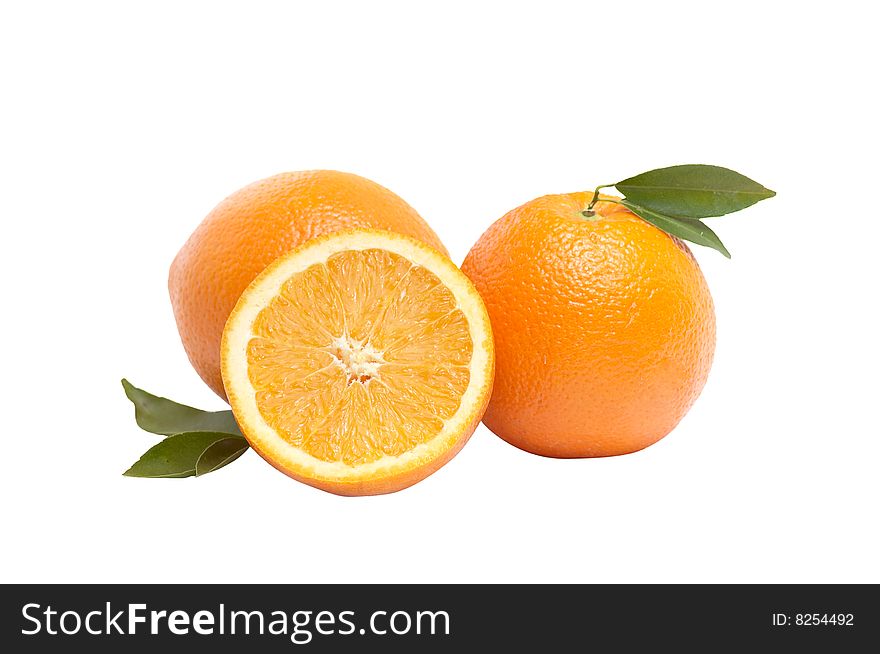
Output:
(246, 248), (472, 466)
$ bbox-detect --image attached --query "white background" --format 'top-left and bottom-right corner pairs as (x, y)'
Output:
(1, 1), (877, 584)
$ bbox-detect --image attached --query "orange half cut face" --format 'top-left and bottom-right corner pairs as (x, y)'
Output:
(221, 229), (494, 495)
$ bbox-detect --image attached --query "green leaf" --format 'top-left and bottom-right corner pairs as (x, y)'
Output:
(123, 432), (248, 478)
(195, 437), (249, 477)
(621, 200), (731, 258)
(121, 379), (242, 437)
(615, 164), (775, 218)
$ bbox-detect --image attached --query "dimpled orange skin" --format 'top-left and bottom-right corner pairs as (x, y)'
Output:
(461, 193), (715, 458)
(169, 171), (447, 399)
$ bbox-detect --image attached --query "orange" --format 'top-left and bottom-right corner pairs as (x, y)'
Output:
(221, 229), (494, 495)
(461, 193), (715, 458)
(169, 171), (446, 398)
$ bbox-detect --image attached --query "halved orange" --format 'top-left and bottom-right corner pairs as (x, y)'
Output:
(221, 229), (494, 495)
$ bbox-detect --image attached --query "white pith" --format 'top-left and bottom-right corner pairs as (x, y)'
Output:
(327, 335), (385, 383)
(222, 230), (493, 484)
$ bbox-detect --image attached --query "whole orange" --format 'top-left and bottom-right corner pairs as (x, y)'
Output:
(461, 193), (715, 457)
(169, 170), (446, 398)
